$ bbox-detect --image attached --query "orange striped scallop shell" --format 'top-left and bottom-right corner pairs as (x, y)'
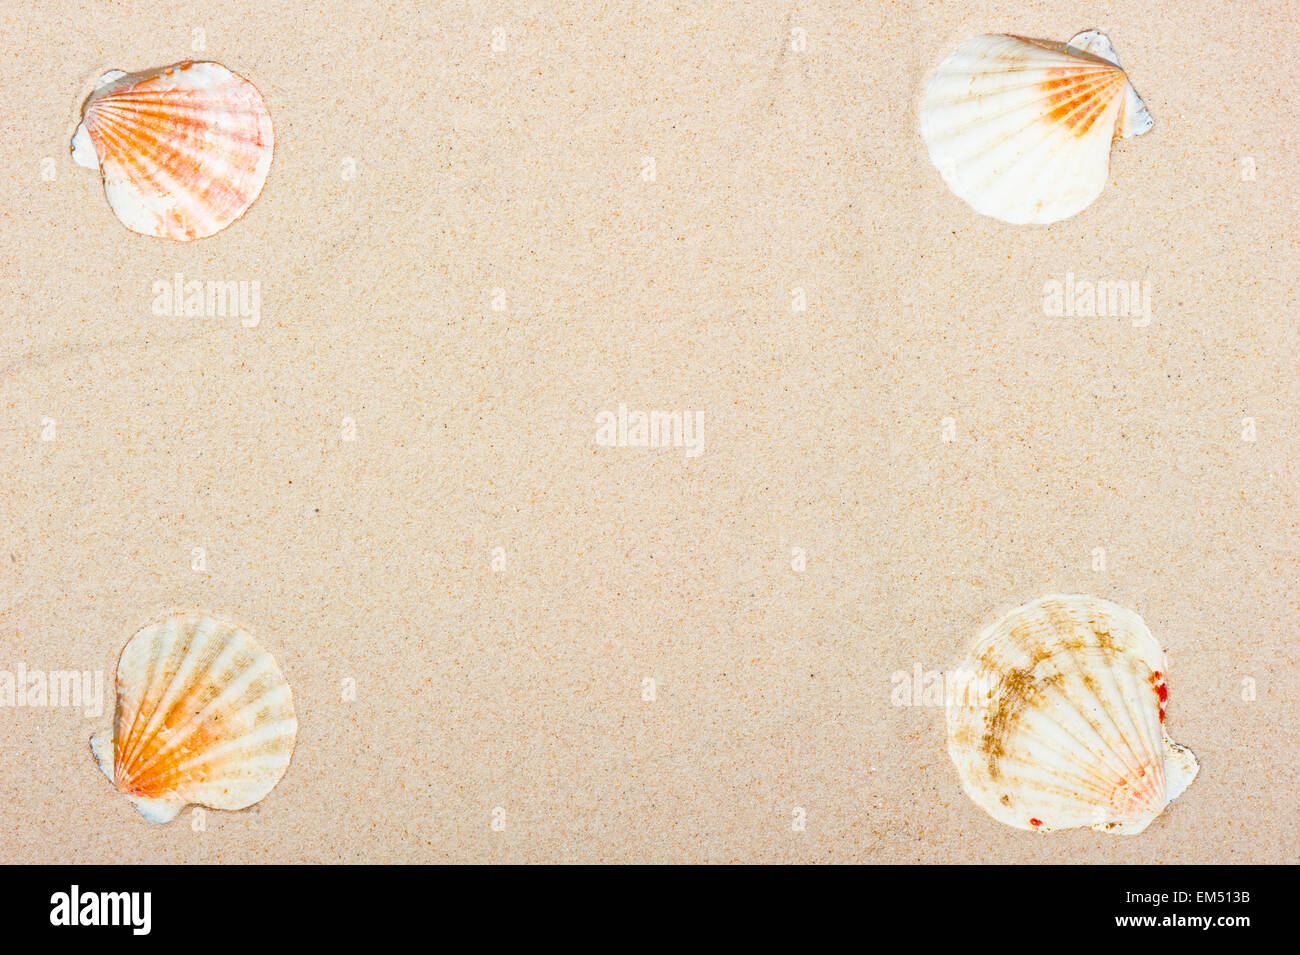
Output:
(71, 61), (273, 240)
(90, 615), (297, 823)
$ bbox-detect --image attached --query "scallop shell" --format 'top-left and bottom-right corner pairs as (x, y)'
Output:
(946, 595), (1197, 835)
(71, 61), (273, 240)
(90, 615), (297, 823)
(919, 30), (1152, 224)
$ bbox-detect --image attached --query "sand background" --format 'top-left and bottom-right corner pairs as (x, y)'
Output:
(0, 0), (1295, 863)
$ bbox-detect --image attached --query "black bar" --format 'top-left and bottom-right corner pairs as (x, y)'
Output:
(13, 865), (1280, 940)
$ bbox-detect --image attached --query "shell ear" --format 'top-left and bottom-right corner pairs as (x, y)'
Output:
(129, 796), (186, 824)
(94, 69), (128, 89)
(70, 121), (97, 169)
(1066, 29), (1122, 65)
(1063, 31), (1155, 140)
(1118, 79), (1154, 139)
(89, 729), (115, 782)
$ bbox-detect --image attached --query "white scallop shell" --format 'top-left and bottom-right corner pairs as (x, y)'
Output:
(90, 615), (297, 823)
(71, 61), (274, 240)
(920, 30), (1152, 224)
(947, 595), (1198, 835)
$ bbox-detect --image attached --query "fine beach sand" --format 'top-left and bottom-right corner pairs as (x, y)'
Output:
(1, 0), (1296, 863)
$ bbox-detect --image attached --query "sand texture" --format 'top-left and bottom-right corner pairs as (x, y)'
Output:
(0, 0), (1296, 862)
